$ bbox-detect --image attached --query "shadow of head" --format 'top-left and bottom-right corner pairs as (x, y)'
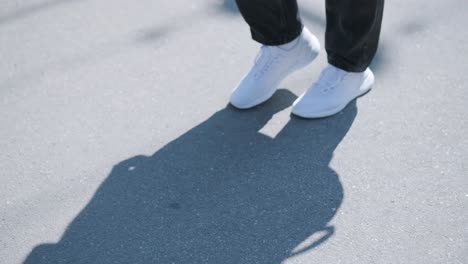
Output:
(25, 89), (357, 264)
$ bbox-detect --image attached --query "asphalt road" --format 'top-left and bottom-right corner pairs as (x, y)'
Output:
(1, 0), (467, 263)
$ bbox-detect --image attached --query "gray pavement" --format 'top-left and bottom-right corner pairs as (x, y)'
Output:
(1, 0), (467, 263)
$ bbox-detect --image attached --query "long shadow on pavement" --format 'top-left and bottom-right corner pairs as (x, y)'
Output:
(24, 89), (356, 264)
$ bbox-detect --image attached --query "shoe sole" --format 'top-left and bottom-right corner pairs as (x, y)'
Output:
(231, 33), (320, 110)
(292, 70), (375, 119)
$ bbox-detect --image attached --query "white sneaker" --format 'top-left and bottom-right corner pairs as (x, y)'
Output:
(291, 64), (374, 118)
(230, 27), (320, 109)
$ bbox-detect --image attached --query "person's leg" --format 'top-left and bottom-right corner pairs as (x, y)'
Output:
(292, 0), (384, 118)
(235, 0), (303, 45)
(325, 0), (385, 72)
(230, 0), (320, 109)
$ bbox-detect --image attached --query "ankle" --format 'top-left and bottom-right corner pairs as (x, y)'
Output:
(278, 35), (300, 51)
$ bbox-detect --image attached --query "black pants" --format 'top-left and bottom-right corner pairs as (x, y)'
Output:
(235, 0), (384, 72)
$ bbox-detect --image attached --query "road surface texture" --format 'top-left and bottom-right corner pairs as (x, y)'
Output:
(1, 0), (467, 263)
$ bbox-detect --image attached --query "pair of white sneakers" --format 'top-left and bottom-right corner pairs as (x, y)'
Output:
(230, 27), (374, 118)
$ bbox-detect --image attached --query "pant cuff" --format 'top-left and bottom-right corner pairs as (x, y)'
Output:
(251, 24), (304, 46)
(328, 55), (368, 72)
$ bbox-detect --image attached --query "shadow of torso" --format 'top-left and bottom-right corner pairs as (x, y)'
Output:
(25, 90), (356, 264)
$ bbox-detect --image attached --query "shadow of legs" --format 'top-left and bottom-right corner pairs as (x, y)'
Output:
(25, 90), (357, 264)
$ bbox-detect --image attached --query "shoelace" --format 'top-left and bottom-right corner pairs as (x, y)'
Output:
(317, 66), (348, 94)
(253, 46), (282, 80)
